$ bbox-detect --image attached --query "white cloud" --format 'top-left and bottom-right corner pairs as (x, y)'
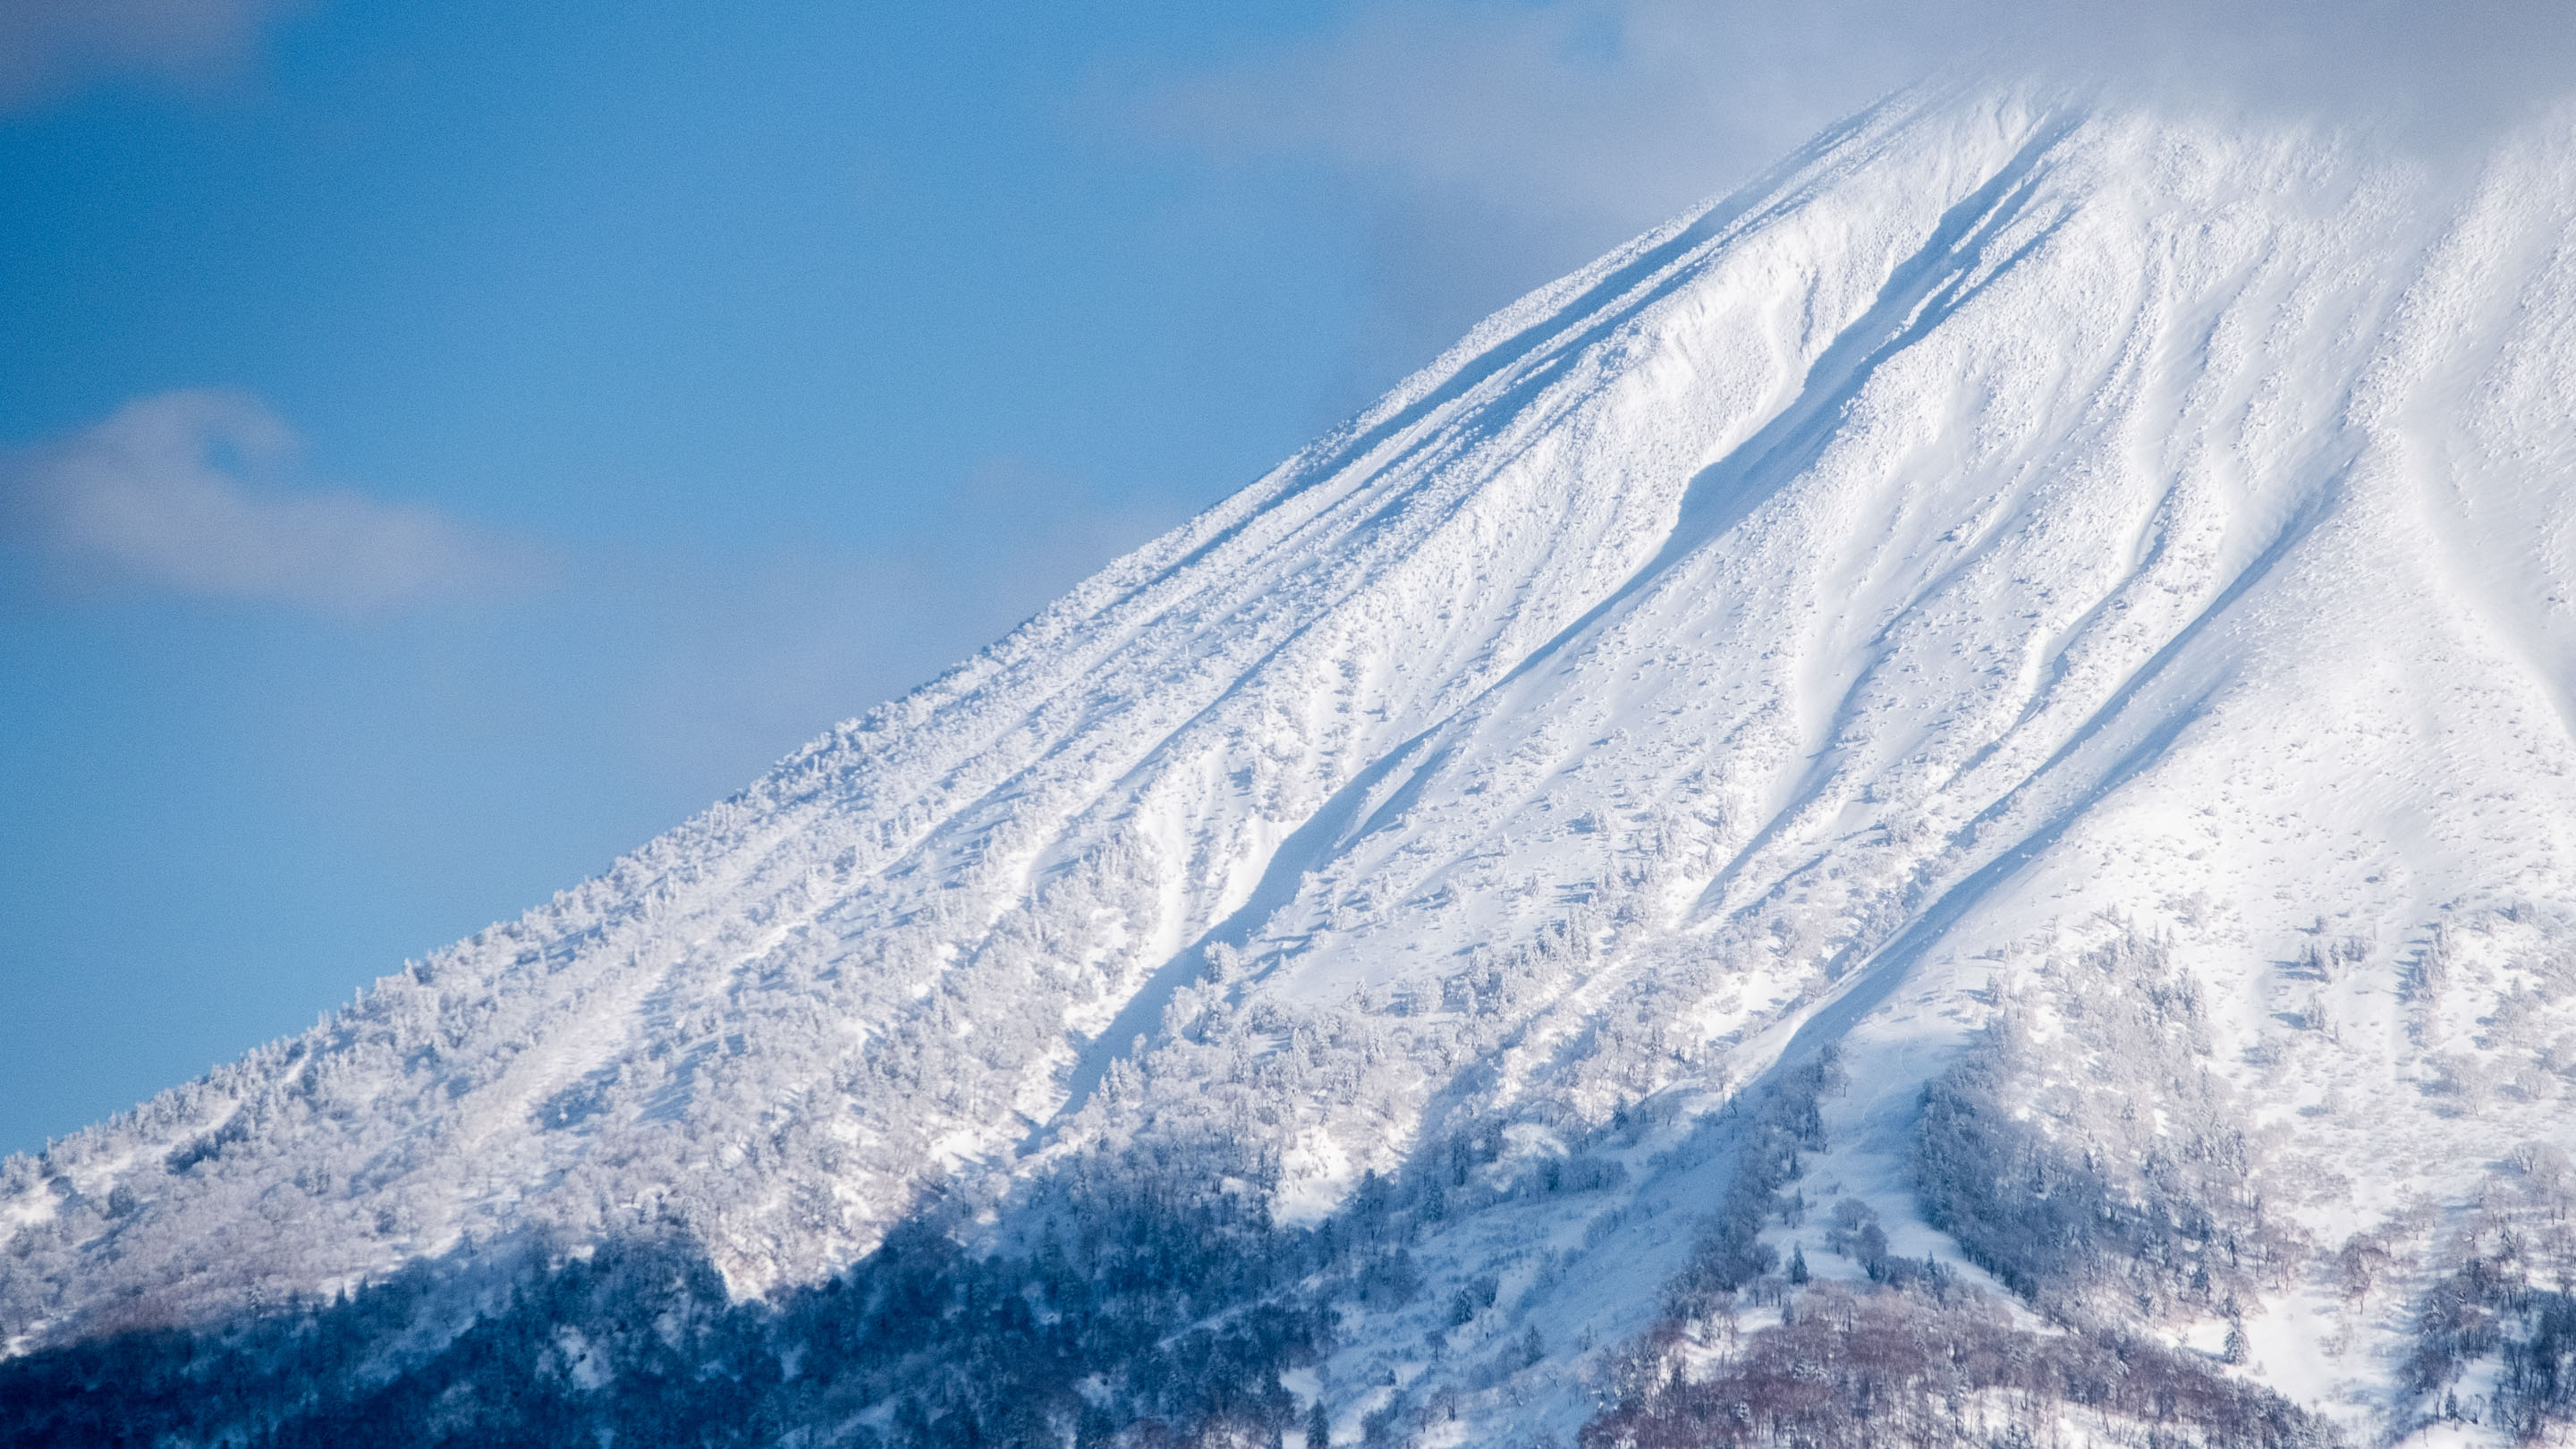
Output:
(1, 389), (544, 613)
(1148, 3), (1869, 246)
(0, 0), (303, 110)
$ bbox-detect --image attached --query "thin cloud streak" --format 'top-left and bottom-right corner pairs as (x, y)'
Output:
(623, 453), (1182, 789)
(0, 0), (303, 109)
(1, 390), (546, 614)
(1141, 0), (2576, 369)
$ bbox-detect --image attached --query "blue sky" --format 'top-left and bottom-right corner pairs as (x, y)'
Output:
(4, 0), (2568, 1156)
(0, 3), (1390, 1155)
(0, 0), (1797, 1157)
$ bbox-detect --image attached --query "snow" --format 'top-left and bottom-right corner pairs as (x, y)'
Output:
(13, 79), (2576, 1442)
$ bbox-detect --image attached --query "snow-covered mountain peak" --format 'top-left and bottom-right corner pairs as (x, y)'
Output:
(13, 83), (2576, 1445)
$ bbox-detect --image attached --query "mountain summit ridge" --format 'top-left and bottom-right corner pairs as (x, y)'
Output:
(13, 83), (2576, 1443)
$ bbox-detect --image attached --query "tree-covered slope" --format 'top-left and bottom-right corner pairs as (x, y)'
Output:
(13, 81), (2576, 1445)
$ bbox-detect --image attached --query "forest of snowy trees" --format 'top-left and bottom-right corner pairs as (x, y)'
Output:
(14, 892), (2576, 1447)
(17, 904), (2576, 1447)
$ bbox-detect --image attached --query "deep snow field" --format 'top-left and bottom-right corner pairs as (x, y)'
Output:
(13, 81), (2576, 1446)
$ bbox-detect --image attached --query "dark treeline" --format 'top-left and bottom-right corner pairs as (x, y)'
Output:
(0, 1140), (1351, 1448)
(0, 1098), (1666, 1449)
(24, 958), (2548, 1449)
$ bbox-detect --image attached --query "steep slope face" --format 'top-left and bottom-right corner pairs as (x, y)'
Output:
(13, 82), (2576, 1444)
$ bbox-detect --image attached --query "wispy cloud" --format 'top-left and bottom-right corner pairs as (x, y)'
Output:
(0, 0), (303, 111)
(1, 389), (545, 613)
(622, 453), (1182, 784)
(1141, 0), (2576, 369)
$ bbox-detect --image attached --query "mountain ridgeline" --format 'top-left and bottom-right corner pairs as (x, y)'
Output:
(13, 84), (2576, 1445)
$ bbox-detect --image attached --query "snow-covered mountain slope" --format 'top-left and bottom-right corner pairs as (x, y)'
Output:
(14, 81), (2576, 1444)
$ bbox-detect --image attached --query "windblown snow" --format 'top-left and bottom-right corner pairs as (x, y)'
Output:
(14, 83), (2576, 1444)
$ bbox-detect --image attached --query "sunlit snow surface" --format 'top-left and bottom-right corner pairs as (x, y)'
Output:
(14, 82), (2576, 1440)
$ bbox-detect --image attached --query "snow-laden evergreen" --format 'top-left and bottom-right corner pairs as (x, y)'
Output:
(15, 81), (2576, 1444)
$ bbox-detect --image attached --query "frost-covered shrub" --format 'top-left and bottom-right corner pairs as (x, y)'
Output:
(1811, 1198), (1941, 1288)
(2400, 1192), (2576, 1441)
(1657, 1049), (1842, 1323)
(1581, 1279), (2330, 1449)
(1911, 929), (2293, 1318)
